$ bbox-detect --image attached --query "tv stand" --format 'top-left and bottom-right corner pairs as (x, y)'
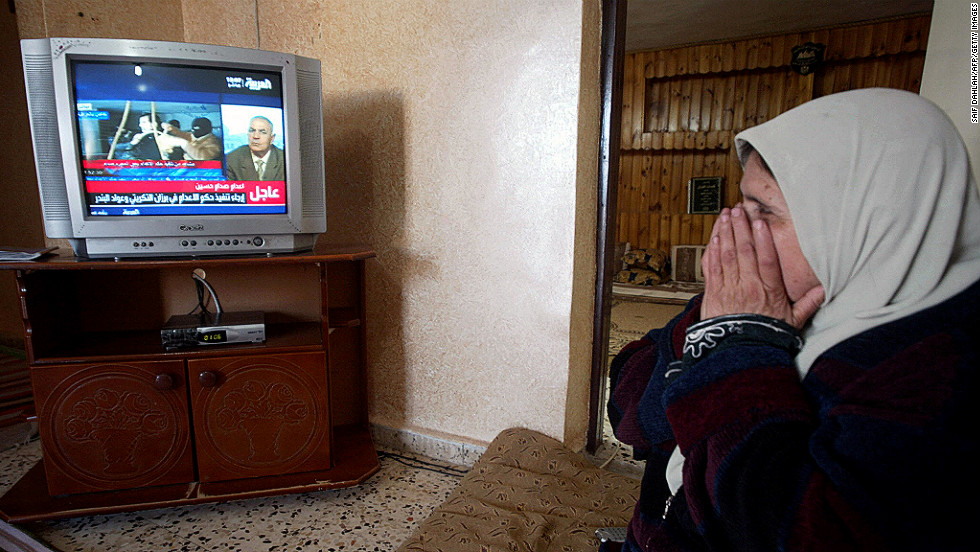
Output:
(0, 243), (378, 522)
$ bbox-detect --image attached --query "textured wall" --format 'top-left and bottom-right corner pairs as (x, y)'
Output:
(13, 0), (601, 447)
(568, 0), (602, 449)
(248, 0), (599, 447)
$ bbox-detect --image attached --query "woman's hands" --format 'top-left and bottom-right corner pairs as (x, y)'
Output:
(700, 205), (824, 330)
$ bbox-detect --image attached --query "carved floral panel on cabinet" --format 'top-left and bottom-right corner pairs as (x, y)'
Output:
(30, 359), (194, 496)
(188, 352), (331, 482)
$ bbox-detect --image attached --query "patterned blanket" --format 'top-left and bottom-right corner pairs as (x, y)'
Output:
(397, 427), (639, 551)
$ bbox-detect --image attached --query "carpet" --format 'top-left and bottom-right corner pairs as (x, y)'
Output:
(607, 298), (684, 356)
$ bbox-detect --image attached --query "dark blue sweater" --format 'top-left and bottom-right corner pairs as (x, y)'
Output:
(608, 279), (979, 551)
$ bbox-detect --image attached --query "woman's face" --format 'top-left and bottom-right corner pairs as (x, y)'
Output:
(739, 151), (821, 302)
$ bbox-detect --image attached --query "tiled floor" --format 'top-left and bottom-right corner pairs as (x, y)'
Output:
(1, 438), (466, 552)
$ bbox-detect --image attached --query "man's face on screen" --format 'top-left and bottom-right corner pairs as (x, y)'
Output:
(247, 117), (274, 157)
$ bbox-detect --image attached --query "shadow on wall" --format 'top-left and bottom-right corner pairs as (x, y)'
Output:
(321, 91), (421, 427)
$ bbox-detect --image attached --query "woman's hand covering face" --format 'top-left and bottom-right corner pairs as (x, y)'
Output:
(700, 205), (824, 329)
(700, 152), (824, 329)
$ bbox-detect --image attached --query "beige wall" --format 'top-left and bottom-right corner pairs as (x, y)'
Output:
(12, 0), (602, 448)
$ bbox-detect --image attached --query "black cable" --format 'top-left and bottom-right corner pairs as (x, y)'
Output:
(187, 276), (212, 316)
(378, 451), (469, 478)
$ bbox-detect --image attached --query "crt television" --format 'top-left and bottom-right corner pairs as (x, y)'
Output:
(20, 37), (326, 258)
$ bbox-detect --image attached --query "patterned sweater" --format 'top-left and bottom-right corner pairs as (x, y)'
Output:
(608, 279), (979, 551)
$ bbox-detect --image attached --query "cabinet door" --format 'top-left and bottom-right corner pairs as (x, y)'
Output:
(188, 352), (331, 482)
(31, 360), (194, 496)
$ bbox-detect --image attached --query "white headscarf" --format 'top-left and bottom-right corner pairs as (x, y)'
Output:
(734, 88), (980, 375)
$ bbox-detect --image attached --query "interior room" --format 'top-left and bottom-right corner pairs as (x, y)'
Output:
(2, 0), (975, 550)
(599, 0), (937, 457)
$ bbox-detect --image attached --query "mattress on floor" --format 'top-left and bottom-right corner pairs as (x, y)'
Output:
(396, 427), (639, 551)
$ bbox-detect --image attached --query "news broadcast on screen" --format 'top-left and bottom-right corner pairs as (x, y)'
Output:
(72, 60), (287, 217)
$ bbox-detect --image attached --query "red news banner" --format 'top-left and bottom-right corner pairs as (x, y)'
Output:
(83, 159), (286, 206)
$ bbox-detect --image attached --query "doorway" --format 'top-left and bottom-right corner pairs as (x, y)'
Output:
(587, 3), (934, 455)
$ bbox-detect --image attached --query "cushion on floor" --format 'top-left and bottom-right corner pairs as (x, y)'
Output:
(396, 427), (639, 551)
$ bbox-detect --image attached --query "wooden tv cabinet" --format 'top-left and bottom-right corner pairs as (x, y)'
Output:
(0, 243), (378, 522)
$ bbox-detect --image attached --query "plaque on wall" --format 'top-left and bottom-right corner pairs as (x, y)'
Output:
(791, 42), (826, 75)
(687, 177), (723, 214)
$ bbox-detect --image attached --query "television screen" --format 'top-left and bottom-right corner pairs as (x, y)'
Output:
(72, 60), (288, 217)
(22, 37), (325, 258)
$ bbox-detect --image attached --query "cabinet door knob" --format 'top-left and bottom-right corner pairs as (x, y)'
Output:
(199, 371), (219, 388)
(154, 373), (175, 390)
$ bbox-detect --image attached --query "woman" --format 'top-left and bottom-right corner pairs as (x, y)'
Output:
(608, 88), (979, 551)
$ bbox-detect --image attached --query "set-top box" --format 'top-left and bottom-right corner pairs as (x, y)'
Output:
(161, 311), (265, 349)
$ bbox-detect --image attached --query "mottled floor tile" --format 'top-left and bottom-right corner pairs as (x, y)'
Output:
(1, 439), (463, 551)
(0, 439), (42, 491)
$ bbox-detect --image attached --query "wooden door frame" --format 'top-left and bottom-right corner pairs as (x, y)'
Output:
(587, 0), (626, 453)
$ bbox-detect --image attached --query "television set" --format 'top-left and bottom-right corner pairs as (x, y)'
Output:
(20, 37), (326, 258)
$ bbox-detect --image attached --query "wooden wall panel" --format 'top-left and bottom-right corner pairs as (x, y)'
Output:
(617, 14), (931, 256)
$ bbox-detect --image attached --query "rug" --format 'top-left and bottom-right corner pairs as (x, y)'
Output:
(607, 298), (684, 356)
